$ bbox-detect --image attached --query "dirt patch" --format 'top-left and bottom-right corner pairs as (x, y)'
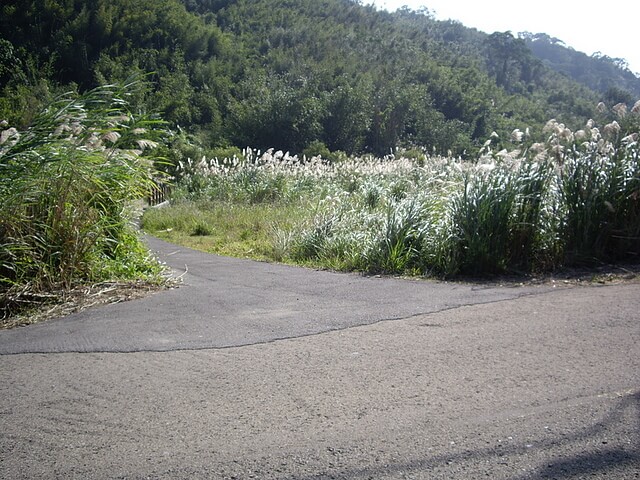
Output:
(1, 280), (176, 330)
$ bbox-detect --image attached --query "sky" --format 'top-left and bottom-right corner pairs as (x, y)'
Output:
(372, 0), (640, 76)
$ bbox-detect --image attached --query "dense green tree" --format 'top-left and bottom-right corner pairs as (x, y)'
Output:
(227, 72), (325, 152)
(2, 0), (631, 157)
(322, 79), (372, 154)
(484, 31), (542, 94)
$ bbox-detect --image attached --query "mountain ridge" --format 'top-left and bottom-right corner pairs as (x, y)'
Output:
(520, 31), (640, 99)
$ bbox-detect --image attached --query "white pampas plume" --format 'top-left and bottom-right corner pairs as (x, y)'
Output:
(511, 129), (524, 143)
(612, 103), (627, 118)
(543, 119), (557, 133)
(102, 131), (121, 143)
(603, 121), (621, 137)
(558, 127), (574, 142)
(530, 142), (546, 153)
(136, 139), (159, 150)
(0, 127), (18, 145)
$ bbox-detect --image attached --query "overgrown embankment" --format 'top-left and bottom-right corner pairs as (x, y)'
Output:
(1, 81), (167, 321)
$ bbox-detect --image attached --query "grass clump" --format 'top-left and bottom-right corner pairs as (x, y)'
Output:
(449, 167), (519, 275)
(1, 80), (167, 319)
(192, 221), (214, 237)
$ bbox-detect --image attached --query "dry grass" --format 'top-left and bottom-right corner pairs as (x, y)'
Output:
(1, 279), (178, 329)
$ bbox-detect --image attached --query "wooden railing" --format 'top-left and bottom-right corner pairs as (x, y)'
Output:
(148, 181), (171, 207)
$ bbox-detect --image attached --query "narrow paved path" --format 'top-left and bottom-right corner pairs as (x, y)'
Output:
(1, 238), (639, 479)
(0, 236), (557, 354)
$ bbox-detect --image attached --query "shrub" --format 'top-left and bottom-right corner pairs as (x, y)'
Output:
(303, 140), (347, 163)
(207, 145), (243, 162)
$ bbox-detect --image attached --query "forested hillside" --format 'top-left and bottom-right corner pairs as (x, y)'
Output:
(521, 32), (640, 101)
(0, 0), (636, 157)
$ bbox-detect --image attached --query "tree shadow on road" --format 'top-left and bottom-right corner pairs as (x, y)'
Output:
(285, 390), (640, 480)
(515, 390), (640, 479)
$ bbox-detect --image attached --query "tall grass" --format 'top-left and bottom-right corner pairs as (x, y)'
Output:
(1, 81), (165, 316)
(363, 199), (428, 274)
(560, 137), (640, 264)
(147, 102), (640, 277)
(449, 166), (518, 275)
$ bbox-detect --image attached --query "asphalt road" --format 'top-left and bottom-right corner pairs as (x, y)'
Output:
(1, 237), (639, 479)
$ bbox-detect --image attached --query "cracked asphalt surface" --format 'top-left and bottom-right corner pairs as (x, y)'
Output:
(1, 236), (639, 479)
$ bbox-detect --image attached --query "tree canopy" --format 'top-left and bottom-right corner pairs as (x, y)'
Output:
(1, 0), (637, 157)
